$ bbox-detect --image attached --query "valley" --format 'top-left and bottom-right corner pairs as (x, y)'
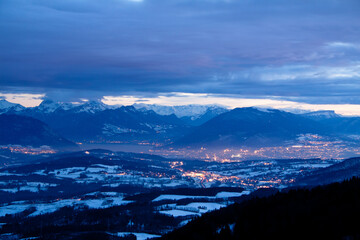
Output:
(0, 148), (346, 239)
(1, 101), (360, 239)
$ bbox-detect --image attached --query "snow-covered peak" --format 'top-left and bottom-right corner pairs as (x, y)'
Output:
(133, 104), (227, 119)
(37, 99), (62, 113)
(0, 99), (17, 109)
(0, 99), (25, 113)
(61, 102), (81, 110)
(0, 99), (21, 109)
(73, 100), (114, 113)
(36, 99), (82, 113)
(34, 99), (120, 114)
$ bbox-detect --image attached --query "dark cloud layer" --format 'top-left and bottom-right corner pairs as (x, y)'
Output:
(1, 0), (360, 103)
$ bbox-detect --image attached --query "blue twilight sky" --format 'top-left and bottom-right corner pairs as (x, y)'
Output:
(1, 0), (360, 109)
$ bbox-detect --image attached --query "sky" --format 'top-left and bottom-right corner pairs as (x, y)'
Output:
(1, 0), (360, 113)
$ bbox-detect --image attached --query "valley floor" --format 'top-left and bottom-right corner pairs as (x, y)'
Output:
(0, 149), (357, 239)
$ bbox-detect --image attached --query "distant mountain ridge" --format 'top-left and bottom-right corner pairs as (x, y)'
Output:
(134, 103), (228, 118)
(1, 99), (228, 143)
(134, 104), (229, 126)
(0, 99), (25, 114)
(301, 110), (360, 135)
(2, 99), (360, 148)
(301, 110), (340, 120)
(0, 114), (76, 150)
(13, 101), (190, 143)
(23, 99), (117, 114)
(174, 107), (328, 148)
(5, 99), (227, 120)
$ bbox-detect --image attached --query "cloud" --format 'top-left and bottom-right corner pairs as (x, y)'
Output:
(326, 42), (360, 50)
(0, 0), (360, 106)
(0, 93), (45, 107)
(254, 64), (360, 81)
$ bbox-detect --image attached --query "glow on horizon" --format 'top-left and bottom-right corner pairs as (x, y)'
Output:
(2, 92), (360, 116)
(0, 93), (45, 107)
(102, 93), (360, 116)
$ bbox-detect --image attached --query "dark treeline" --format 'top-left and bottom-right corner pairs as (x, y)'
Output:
(162, 177), (360, 240)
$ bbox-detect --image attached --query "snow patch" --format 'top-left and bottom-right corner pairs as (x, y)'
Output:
(153, 191), (249, 202)
(159, 209), (201, 217)
(116, 232), (161, 240)
(134, 104), (227, 118)
(215, 191), (251, 198)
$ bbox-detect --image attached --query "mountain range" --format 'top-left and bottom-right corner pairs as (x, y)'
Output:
(0, 99), (25, 114)
(18, 102), (190, 143)
(1, 99), (360, 149)
(1, 99), (216, 144)
(134, 103), (228, 126)
(174, 107), (329, 148)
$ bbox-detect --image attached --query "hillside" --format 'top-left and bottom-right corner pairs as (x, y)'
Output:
(0, 114), (76, 150)
(296, 157), (360, 186)
(17, 102), (190, 143)
(162, 177), (360, 240)
(174, 107), (327, 148)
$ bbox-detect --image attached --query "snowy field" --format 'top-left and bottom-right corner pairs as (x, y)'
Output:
(153, 191), (250, 202)
(0, 196), (132, 217)
(116, 232), (161, 240)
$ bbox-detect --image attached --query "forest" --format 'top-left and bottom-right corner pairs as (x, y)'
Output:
(162, 177), (360, 240)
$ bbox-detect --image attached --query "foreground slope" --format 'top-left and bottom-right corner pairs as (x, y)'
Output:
(297, 157), (360, 186)
(162, 177), (360, 240)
